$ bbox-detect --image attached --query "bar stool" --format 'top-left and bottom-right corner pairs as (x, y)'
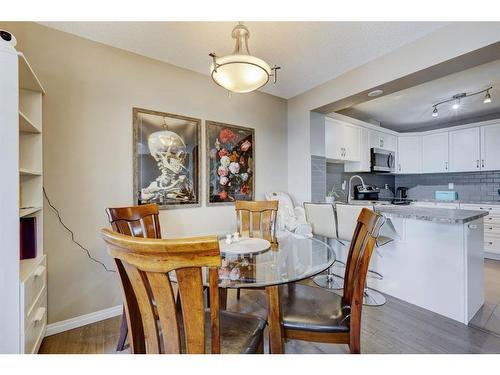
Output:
(303, 202), (345, 290)
(335, 202), (387, 306)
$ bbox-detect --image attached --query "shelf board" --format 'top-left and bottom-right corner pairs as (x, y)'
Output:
(18, 53), (45, 94)
(19, 168), (42, 176)
(20, 207), (42, 218)
(19, 111), (41, 134)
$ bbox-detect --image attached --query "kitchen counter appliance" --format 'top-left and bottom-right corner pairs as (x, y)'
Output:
(353, 184), (380, 201)
(371, 147), (395, 173)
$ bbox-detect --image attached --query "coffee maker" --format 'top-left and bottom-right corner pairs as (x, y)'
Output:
(396, 187), (408, 200)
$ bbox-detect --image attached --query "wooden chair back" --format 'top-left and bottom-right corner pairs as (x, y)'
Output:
(105, 203), (161, 239)
(235, 200), (279, 243)
(101, 228), (221, 354)
(342, 208), (384, 311)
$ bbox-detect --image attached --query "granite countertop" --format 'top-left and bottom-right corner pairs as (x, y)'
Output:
(374, 206), (489, 224)
(415, 199), (500, 205)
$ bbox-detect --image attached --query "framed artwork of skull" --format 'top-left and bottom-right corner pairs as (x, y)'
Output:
(206, 120), (255, 205)
(133, 108), (201, 209)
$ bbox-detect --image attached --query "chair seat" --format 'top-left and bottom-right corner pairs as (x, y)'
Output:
(280, 284), (350, 333)
(216, 310), (266, 354)
(178, 310), (266, 354)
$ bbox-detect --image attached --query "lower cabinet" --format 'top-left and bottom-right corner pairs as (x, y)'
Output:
(20, 255), (47, 354)
(460, 204), (500, 259)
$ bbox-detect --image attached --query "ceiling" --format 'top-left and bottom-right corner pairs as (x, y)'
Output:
(339, 59), (500, 132)
(38, 22), (446, 99)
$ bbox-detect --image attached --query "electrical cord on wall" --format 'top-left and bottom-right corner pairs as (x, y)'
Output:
(43, 187), (116, 273)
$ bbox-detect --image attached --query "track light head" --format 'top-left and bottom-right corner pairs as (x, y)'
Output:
(432, 107), (438, 117)
(484, 90), (492, 104)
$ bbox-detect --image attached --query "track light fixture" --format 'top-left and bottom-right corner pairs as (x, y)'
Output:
(431, 86), (493, 118)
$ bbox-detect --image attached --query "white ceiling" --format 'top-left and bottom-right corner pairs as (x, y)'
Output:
(38, 22), (446, 99)
(339, 59), (500, 132)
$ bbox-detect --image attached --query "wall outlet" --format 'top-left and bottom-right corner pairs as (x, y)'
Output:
(448, 183), (454, 189)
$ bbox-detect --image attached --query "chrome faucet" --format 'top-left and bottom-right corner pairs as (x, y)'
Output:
(348, 175), (366, 203)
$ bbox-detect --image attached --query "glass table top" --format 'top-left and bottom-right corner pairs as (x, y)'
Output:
(217, 231), (336, 288)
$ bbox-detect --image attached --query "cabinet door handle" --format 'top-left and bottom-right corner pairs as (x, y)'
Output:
(398, 164), (401, 172)
(34, 307), (46, 323)
(468, 224), (478, 229)
(445, 161), (448, 171)
(476, 160), (480, 168)
(482, 159), (485, 168)
(34, 265), (45, 277)
(380, 139), (384, 148)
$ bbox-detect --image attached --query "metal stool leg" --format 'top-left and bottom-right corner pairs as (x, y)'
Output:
(362, 287), (386, 306)
(313, 262), (344, 290)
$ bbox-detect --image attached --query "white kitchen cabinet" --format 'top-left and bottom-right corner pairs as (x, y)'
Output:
(480, 122), (500, 171)
(449, 127), (481, 172)
(397, 136), (422, 174)
(345, 126), (370, 172)
(422, 132), (449, 173)
(370, 129), (397, 152)
(325, 118), (360, 162)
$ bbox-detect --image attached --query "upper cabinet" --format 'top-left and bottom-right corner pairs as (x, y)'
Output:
(480, 122), (500, 171)
(325, 118), (360, 162)
(449, 127), (481, 172)
(369, 129), (397, 152)
(345, 126), (370, 172)
(422, 132), (449, 173)
(397, 136), (422, 174)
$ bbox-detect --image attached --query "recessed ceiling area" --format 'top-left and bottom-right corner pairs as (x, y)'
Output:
(38, 21), (446, 99)
(338, 59), (500, 132)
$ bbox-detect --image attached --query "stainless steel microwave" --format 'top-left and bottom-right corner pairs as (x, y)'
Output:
(370, 148), (395, 173)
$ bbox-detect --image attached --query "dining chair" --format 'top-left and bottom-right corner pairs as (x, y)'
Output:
(105, 203), (162, 351)
(335, 203), (386, 306)
(279, 208), (385, 354)
(233, 200), (279, 301)
(235, 200), (279, 243)
(101, 228), (267, 354)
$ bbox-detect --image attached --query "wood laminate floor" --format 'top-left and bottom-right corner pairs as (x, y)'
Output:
(39, 260), (500, 354)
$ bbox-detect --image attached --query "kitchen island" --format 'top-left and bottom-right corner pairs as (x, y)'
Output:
(336, 203), (488, 324)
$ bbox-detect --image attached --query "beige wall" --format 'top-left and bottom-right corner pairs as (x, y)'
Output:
(2, 22), (287, 324)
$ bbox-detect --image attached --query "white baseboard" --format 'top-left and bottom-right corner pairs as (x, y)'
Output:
(45, 305), (122, 337)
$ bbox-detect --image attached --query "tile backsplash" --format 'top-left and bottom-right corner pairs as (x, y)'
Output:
(311, 156), (395, 201)
(395, 171), (500, 202)
(311, 155), (500, 203)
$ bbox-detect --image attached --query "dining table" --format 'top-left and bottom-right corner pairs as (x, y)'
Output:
(215, 230), (336, 354)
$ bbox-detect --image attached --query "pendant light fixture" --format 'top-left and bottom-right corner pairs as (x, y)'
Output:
(209, 23), (280, 93)
(431, 86), (493, 118)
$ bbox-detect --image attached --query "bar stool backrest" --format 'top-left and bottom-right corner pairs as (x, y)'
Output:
(303, 202), (337, 238)
(336, 203), (374, 242)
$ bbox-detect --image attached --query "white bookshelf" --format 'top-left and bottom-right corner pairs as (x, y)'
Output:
(18, 52), (46, 355)
(0, 40), (46, 354)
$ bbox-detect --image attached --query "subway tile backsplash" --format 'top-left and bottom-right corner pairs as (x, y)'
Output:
(311, 155), (500, 203)
(395, 171), (500, 202)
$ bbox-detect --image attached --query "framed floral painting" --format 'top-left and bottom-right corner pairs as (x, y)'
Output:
(206, 121), (255, 205)
(133, 108), (201, 209)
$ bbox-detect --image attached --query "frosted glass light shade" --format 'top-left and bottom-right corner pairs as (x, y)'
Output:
(211, 54), (271, 93)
